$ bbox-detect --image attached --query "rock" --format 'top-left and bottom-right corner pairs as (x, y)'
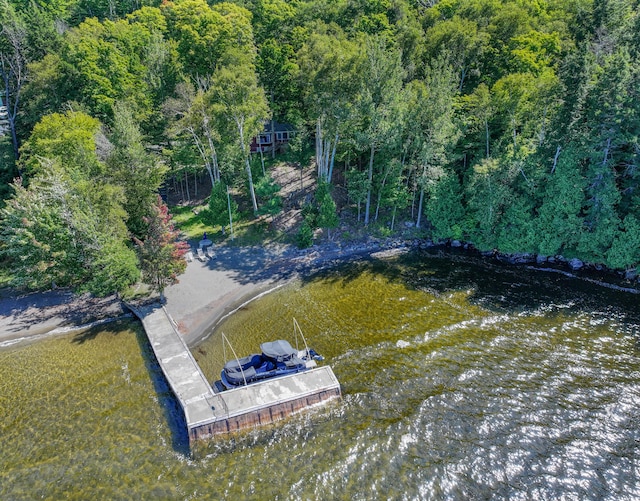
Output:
(450, 240), (462, 248)
(404, 221), (415, 228)
(625, 269), (637, 280)
(568, 258), (584, 271)
(509, 253), (535, 264)
(536, 254), (547, 264)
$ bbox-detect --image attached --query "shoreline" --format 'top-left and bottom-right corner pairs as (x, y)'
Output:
(164, 238), (414, 347)
(2, 237), (638, 348)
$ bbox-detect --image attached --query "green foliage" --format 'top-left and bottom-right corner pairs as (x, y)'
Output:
(0, 137), (17, 204)
(134, 196), (188, 301)
(0, 168), (138, 295)
(607, 215), (640, 271)
(535, 149), (586, 256)
(60, 17), (154, 122)
(106, 103), (168, 238)
(425, 173), (465, 241)
(315, 180), (338, 233)
(300, 202), (317, 228)
(465, 158), (513, 251)
(346, 168), (368, 210)
(495, 194), (536, 254)
(255, 174), (282, 216)
(205, 182), (238, 228)
(161, 0), (253, 79)
(6, 0), (640, 277)
(296, 219), (313, 248)
(19, 110), (102, 179)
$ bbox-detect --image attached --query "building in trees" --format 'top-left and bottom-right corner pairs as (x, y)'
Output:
(250, 120), (294, 154)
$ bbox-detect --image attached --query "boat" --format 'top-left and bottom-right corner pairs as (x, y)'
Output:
(217, 320), (324, 390)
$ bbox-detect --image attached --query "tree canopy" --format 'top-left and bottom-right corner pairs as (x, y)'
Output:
(3, 0), (640, 296)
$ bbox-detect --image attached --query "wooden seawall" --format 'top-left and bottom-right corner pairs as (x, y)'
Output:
(127, 303), (341, 453)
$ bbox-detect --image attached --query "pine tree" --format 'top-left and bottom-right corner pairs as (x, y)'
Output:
(315, 180), (338, 239)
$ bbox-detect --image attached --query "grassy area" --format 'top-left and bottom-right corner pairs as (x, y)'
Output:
(170, 204), (290, 246)
(169, 204), (213, 241)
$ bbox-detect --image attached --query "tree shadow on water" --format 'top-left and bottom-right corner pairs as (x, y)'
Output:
(70, 318), (130, 344)
(299, 247), (640, 332)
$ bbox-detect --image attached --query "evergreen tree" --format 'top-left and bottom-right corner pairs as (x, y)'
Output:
(315, 180), (338, 238)
(205, 181), (237, 230)
(607, 215), (640, 271)
(107, 103), (167, 238)
(425, 172), (465, 241)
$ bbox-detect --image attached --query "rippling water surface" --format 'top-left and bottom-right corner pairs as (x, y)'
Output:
(2, 251), (640, 500)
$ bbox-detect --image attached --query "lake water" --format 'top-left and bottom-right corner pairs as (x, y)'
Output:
(2, 250), (639, 500)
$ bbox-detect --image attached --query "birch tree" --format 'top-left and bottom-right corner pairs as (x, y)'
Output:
(355, 36), (404, 226)
(210, 51), (269, 215)
(403, 59), (458, 229)
(0, 0), (27, 162)
(298, 29), (363, 184)
(164, 81), (222, 188)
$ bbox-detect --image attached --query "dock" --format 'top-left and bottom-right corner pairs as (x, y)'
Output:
(128, 303), (341, 452)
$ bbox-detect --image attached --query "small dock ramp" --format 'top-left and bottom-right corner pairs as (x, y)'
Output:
(128, 303), (341, 454)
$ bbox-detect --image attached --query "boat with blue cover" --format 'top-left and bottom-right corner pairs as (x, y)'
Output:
(217, 320), (324, 390)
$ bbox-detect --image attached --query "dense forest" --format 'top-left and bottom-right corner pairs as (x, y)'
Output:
(1, 0), (639, 295)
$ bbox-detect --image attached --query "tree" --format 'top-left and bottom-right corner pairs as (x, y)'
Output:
(134, 196), (188, 303)
(462, 83), (493, 160)
(19, 110), (103, 180)
(298, 28), (363, 183)
(425, 172), (465, 241)
(315, 180), (338, 238)
(255, 173), (282, 216)
(296, 219), (313, 249)
(204, 181), (237, 231)
(5, 109), (141, 294)
(209, 51), (269, 215)
(424, 15), (488, 91)
(0, 166), (139, 294)
(465, 157), (513, 251)
(356, 35), (404, 225)
(607, 215), (640, 271)
(161, 0), (253, 79)
(0, 0), (28, 162)
(403, 59), (458, 229)
(164, 81), (223, 189)
(346, 167), (369, 223)
(107, 103), (168, 238)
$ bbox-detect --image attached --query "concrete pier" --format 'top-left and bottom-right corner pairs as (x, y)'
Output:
(128, 303), (341, 452)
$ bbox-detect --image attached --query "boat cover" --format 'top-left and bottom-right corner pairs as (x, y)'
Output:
(261, 340), (297, 362)
(225, 366), (257, 384)
(224, 354), (262, 373)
